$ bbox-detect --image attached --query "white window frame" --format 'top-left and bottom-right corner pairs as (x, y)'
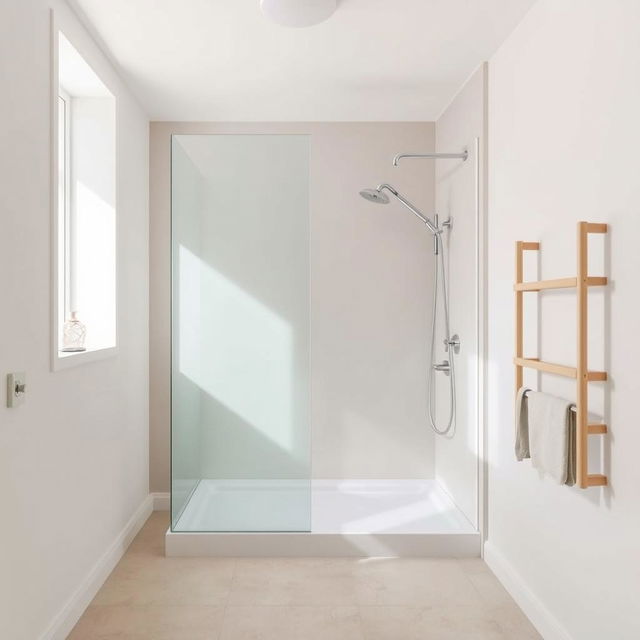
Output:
(58, 88), (72, 324)
(51, 15), (118, 371)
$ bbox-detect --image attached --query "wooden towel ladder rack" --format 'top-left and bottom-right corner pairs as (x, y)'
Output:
(514, 222), (608, 489)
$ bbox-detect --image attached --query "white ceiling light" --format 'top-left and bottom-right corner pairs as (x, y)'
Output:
(260, 0), (337, 28)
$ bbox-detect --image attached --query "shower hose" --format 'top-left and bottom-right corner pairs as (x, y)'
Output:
(427, 231), (456, 436)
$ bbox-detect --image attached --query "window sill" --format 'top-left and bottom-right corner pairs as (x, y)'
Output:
(53, 345), (118, 371)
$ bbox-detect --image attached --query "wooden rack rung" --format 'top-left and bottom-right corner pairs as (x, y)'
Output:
(587, 474), (607, 486)
(514, 276), (607, 292)
(514, 357), (574, 377)
(513, 357), (607, 381)
(588, 424), (607, 435)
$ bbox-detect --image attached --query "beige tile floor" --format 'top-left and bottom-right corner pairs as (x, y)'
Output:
(69, 512), (540, 639)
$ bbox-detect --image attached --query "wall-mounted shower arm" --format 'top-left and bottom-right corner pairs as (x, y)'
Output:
(393, 150), (468, 166)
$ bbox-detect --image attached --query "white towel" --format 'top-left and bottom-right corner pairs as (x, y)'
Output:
(527, 391), (576, 486)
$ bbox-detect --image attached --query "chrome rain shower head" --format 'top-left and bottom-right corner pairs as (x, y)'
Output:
(359, 188), (390, 204)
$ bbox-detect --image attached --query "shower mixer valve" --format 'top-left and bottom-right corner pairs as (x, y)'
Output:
(443, 334), (461, 354)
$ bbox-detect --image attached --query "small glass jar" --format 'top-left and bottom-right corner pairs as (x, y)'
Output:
(62, 311), (87, 352)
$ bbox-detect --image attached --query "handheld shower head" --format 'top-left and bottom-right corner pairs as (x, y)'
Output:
(359, 183), (439, 235)
(359, 188), (390, 204)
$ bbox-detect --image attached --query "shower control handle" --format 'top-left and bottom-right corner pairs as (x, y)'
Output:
(433, 360), (451, 375)
(443, 334), (461, 354)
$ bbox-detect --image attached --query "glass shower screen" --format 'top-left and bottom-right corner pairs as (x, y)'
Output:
(171, 134), (311, 532)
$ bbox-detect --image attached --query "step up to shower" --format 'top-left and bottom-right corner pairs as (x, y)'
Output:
(165, 530), (480, 557)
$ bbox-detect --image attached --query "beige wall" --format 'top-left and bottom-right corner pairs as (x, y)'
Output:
(434, 63), (487, 528)
(150, 121), (436, 490)
(486, 1), (640, 638)
(0, 2), (149, 639)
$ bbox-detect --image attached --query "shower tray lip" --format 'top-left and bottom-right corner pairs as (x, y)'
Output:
(166, 478), (480, 557)
(172, 478), (475, 535)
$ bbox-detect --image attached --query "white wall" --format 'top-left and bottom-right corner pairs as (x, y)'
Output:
(434, 64), (487, 527)
(0, 2), (149, 639)
(486, 1), (640, 638)
(150, 122), (436, 490)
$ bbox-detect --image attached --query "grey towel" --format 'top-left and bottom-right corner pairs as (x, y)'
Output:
(565, 410), (576, 487)
(527, 391), (576, 486)
(515, 386), (531, 461)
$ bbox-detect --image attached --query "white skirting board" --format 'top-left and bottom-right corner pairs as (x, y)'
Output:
(483, 541), (572, 640)
(39, 495), (154, 640)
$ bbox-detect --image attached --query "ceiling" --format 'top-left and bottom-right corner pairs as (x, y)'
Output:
(70, 0), (536, 121)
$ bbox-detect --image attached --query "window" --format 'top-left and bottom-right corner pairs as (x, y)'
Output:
(54, 32), (116, 366)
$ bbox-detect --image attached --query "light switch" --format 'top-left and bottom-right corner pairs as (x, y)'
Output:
(7, 372), (26, 408)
